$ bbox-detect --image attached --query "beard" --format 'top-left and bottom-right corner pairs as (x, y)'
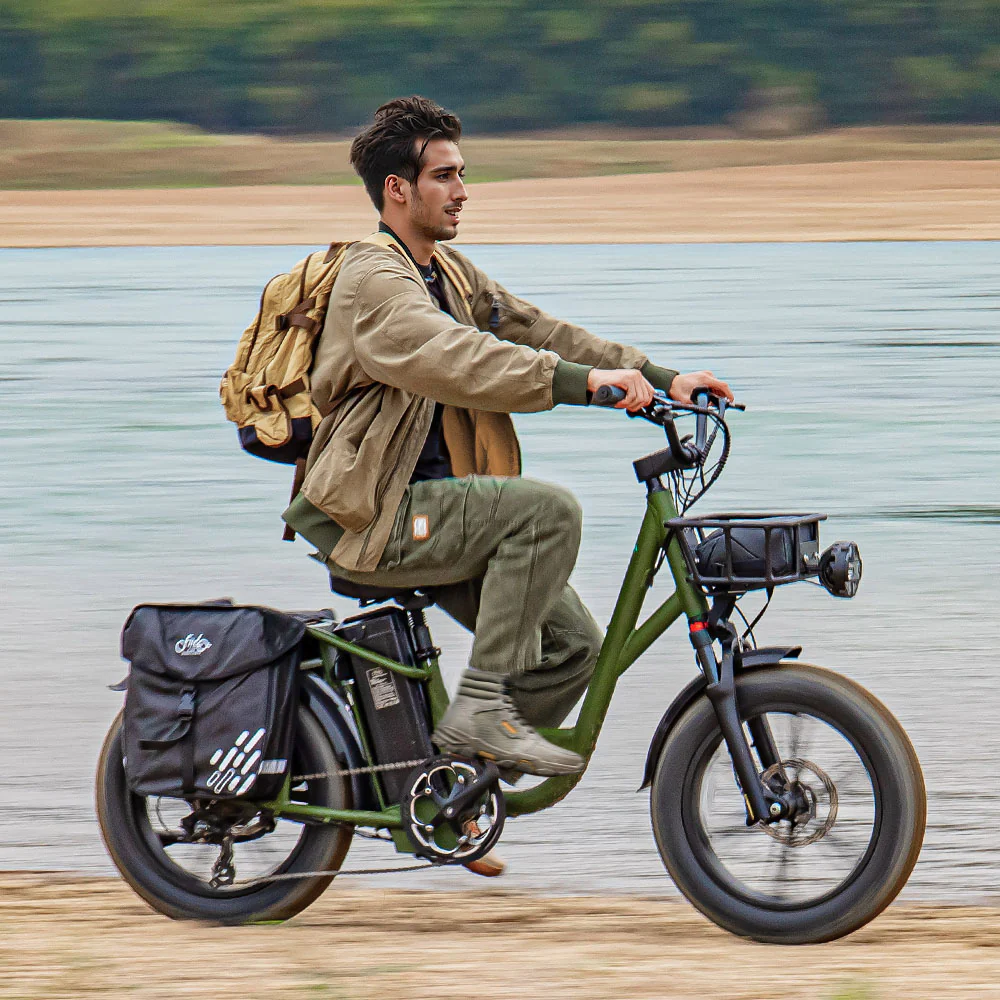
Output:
(409, 192), (459, 242)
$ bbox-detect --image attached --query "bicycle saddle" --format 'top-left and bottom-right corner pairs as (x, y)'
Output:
(328, 575), (433, 609)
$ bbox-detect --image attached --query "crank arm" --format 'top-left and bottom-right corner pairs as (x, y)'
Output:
(431, 761), (500, 825)
(697, 634), (778, 826)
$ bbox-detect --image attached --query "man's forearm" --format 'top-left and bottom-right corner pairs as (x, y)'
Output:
(551, 359), (677, 406)
(641, 361), (677, 395)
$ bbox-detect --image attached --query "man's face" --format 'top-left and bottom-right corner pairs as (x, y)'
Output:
(405, 138), (467, 241)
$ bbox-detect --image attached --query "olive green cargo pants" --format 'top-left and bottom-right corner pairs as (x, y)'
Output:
(326, 476), (604, 729)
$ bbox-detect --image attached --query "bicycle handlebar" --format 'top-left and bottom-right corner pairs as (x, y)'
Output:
(591, 384), (745, 468)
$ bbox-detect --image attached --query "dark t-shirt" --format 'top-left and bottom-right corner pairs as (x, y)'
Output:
(409, 257), (454, 483)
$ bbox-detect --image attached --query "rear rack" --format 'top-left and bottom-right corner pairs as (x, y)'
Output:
(667, 512), (827, 593)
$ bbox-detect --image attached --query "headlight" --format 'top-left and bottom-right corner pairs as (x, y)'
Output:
(819, 541), (862, 598)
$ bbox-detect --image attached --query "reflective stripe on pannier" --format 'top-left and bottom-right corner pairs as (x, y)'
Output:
(120, 603), (305, 799)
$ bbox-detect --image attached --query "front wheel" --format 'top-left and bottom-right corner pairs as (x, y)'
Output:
(96, 702), (353, 923)
(650, 664), (925, 944)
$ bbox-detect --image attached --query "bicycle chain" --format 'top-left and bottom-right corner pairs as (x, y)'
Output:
(292, 757), (429, 783)
(248, 862), (435, 884)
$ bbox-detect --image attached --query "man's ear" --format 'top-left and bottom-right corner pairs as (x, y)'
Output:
(384, 174), (408, 206)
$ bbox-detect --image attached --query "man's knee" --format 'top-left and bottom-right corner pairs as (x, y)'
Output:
(508, 478), (582, 543)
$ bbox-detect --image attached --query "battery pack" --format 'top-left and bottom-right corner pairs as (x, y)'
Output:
(335, 607), (434, 803)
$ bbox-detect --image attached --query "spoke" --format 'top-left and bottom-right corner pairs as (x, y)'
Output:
(824, 766), (872, 797)
(813, 826), (869, 860)
(769, 840), (793, 901)
(787, 714), (806, 761)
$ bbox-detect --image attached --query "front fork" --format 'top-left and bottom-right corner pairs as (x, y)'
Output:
(688, 619), (789, 826)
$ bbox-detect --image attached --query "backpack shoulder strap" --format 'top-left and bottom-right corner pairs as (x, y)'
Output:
(433, 248), (474, 302)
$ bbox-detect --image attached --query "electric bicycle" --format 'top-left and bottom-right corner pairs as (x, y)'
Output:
(97, 389), (925, 943)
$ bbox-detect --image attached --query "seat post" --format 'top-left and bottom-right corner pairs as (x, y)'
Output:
(405, 603), (440, 665)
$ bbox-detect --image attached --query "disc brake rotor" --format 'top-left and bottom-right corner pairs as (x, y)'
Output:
(759, 758), (838, 847)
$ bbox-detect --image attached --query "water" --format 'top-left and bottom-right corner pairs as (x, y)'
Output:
(1, 242), (998, 899)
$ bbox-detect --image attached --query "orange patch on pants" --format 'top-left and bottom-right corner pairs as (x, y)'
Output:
(412, 514), (430, 541)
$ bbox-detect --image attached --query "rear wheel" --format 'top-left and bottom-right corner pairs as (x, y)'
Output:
(651, 664), (925, 944)
(96, 703), (352, 923)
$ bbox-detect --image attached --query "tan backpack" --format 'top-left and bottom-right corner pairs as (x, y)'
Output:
(220, 240), (352, 469)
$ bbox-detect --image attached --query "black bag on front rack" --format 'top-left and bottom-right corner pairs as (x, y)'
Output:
(120, 603), (305, 800)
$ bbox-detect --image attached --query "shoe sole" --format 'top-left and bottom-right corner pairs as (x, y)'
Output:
(432, 730), (585, 777)
(463, 853), (506, 877)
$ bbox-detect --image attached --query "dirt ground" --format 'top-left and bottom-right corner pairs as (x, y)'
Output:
(1, 874), (998, 999)
(3, 160), (999, 247)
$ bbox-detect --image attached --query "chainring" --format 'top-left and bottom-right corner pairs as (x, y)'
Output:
(401, 755), (505, 865)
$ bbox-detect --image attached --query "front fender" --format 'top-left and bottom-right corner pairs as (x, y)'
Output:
(638, 645), (801, 790)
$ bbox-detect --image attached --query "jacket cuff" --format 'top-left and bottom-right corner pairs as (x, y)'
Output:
(641, 361), (678, 395)
(283, 493), (345, 557)
(551, 360), (592, 406)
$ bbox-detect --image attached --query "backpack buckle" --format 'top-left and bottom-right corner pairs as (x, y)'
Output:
(247, 384), (278, 410)
(178, 689), (196, 718)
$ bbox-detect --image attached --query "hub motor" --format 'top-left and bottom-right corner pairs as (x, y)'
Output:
(401, 756), (505, 864)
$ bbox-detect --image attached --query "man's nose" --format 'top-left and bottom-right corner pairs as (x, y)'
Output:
(453, 179), (468, 201)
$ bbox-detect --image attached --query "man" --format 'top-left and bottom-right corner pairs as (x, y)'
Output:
(284, 96), (731, 783)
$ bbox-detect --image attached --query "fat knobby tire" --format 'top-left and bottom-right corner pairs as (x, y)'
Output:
(96, 703), (353, 923)
(650, 663), (926, 944)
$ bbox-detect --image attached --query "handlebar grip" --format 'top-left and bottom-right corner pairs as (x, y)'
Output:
(592, 385), (627, 407)
(693, 388), (710, 453)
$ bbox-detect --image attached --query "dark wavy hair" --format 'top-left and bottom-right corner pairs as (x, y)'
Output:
(350, 96), (462, 211)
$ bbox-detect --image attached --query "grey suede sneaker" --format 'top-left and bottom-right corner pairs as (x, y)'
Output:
(433, 669), (585, 777)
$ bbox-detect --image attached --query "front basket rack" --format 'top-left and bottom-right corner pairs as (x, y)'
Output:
(667, 512), (827, 593)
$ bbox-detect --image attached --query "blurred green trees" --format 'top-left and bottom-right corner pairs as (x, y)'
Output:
(1, 0), (997, 131)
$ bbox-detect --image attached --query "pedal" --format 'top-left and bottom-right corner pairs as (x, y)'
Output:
(400, 755), (505, 865)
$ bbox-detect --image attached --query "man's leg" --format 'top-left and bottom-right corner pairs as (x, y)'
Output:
(432, 581), (603, 729)
(328, 476), (587, 774)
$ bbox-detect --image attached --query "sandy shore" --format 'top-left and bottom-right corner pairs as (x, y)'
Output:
(2, 874), (998, 999)
(2, 160), (999, 247)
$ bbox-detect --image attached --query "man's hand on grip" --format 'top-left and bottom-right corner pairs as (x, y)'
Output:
(670, 370), (734, 404)
(587, 368), (655, 411)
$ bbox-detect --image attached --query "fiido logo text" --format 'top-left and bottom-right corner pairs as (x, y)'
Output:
(174, 633), (213, 656)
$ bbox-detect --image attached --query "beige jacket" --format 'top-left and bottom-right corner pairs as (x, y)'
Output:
(297, 240), (670, 571)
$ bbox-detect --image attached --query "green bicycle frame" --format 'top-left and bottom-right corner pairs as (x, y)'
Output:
(262, 484), (708, 832)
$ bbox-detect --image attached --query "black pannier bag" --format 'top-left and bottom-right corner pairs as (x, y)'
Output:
(120, 603), (305, 800)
